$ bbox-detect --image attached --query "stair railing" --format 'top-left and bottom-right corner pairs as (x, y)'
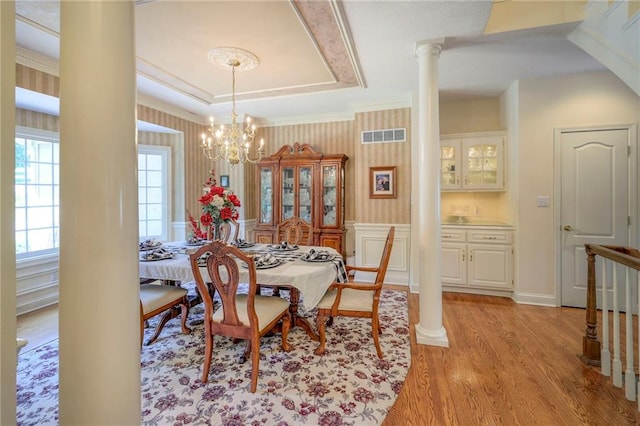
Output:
(582, 244), (640, 407)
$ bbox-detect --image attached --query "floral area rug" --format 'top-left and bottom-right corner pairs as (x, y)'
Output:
(17, 289), (410, 426)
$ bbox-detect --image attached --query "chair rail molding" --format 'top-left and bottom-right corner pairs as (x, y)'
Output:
(353, 223), (409, 286)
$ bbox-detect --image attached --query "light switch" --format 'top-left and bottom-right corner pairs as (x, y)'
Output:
(537, 196), (550, 207)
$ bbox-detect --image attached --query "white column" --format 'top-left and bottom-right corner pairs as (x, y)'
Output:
(414, 40), (449, 347)
(0, 2), (17, 424)
(58, 2), (140, 423)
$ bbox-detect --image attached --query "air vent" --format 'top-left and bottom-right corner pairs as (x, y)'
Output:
(361, 128), (406, 144)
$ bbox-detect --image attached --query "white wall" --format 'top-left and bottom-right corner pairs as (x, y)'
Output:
(514, 70), (640, 304)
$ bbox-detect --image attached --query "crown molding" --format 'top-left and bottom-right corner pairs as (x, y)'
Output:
(137, 93), (205, 125)
(352, 96), (412, 113)
(262, 111), (355, 127)
(16, 47), (59, 77)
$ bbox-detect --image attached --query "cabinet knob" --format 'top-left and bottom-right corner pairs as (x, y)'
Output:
(563, 225), (577, 232)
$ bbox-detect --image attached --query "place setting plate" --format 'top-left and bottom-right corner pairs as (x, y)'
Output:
(266, 242), (299, 252)
(139, 239), (163, 251)
(301, 249), (335, 263)
(232, 239), (256, 249)
(140, 248), (175, 262)
(242, 253), (282, 269)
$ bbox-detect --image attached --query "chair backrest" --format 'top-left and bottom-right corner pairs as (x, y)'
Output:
(373, 226), (395, 288)
(189, 241), (258, 332)
(218, 219), (240, 243)
(277, 217), (313, 246)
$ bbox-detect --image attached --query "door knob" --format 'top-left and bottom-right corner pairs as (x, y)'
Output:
(563, 225), (576, 231)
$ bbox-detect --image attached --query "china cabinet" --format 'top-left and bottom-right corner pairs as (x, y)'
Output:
(441, 226), (513, 292)
(440, 132), (505, 191)
(254, 143), (348, 255)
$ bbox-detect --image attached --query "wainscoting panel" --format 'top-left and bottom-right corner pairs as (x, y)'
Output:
(354, 223), (410, 286)
(16, 255), (59, 315)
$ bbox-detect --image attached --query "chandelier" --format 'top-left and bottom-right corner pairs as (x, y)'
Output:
(200, 47), (265, 165)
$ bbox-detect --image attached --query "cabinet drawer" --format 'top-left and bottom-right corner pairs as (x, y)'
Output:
(441, 229), (466, 242)
(467, 230), (512, 244)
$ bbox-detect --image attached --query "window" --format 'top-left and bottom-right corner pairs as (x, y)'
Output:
(138, 145), (171, 242)
(14, 133), (172, 257)
(15, 127), (60, 258)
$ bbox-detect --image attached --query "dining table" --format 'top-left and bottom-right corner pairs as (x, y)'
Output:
(139, 241), (348, 341)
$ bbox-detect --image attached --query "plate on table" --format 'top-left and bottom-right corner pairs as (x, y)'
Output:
(232, 240), (255, 249)
(186, 240), (206, 247)
(140, 249), (175, 261)
(139, 240), (162, 251)
(266, 244), (299, 252)
(301, 250), (335, 263)
(242, 253), (282, 269)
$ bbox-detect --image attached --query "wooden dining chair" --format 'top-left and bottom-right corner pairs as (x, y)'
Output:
(218, 219), (240, 243)
(314, 226), (395, 358)
(189, 240), (292, 392)
(277, 216), (313, 246)
(139, 283), (191, 346)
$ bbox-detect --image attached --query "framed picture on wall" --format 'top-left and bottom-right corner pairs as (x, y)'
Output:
(220, 175), (229, 188)
(369, 166), (396, 199)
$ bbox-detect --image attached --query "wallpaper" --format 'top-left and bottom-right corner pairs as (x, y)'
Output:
(15, 64), (413, 228)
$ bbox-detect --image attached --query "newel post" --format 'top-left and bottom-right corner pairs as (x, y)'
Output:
(582, 244), (601, 365)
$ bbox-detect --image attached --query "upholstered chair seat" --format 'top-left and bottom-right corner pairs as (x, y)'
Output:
(211, 294), (291, 329)
(316, 287), (375, 312)
(140, 283), (191, 346)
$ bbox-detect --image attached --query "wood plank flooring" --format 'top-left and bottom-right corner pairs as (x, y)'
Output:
(384, 289), (640, 426)
(17, 289), (640, 425)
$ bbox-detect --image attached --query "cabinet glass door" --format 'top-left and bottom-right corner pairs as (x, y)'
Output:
(281, 167), (295, 220)
(322, 165), (337, 226)
(440, 143), (459, 189)
(298, 166), (313, 222)
(465, 142), (498, 186)
(259, 167), (273, 224)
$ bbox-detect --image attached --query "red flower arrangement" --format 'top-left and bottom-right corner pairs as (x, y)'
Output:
(187, 171), (241, 240)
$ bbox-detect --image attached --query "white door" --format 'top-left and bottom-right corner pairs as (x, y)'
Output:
(560, 128), (630, 308)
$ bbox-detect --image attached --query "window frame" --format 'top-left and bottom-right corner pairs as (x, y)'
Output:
(138, 144), (172, 242)
(15, 126), (60, 260)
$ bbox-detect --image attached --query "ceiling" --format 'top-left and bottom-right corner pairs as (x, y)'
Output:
(14, 0), (607, 127)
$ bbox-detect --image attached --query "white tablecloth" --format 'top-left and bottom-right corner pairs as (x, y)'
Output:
(139, 243), (346, 308)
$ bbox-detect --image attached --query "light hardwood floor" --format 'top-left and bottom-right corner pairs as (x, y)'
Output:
(17, 288), (640, 425)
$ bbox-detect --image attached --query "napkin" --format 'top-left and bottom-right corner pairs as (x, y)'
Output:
(140, 247), (174, 260)
(233, 239), (253, 248)
(305, 249), (332, 261)
(253, 253), (278, 267)
(139, 239), (162, 250)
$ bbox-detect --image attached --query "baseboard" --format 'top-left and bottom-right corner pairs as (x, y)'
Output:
(512, 291), (557, 307)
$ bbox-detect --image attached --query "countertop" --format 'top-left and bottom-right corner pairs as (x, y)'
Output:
(442, 217), (513, 228)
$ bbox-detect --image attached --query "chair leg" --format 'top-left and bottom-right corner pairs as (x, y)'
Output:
(314, 311), (328, 356)
(202, 334), (213, 383)
(281, 312), (292, 352)
(179, 299), (192, 336)
(250, 336), (259, 393)
(240, 339), (252, 364)
(372, 317), (383, 359)
(144, 310), (172, 346)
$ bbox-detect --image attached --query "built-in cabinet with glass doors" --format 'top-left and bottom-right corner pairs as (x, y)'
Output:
(254, 143), (348, 255)
(440, 132), (505, 191)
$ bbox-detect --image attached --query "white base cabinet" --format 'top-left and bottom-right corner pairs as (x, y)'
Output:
(442, 226), (513, 291)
